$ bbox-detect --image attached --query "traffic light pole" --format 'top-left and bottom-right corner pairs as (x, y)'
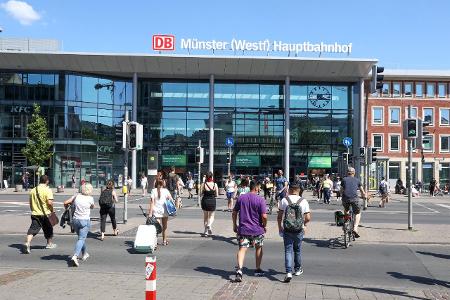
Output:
(407, 105), (413, 230)
(123, 110), (129, 224)
(227, 146), (231, 177)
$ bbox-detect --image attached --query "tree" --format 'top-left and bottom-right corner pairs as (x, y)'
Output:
(22, 104), (54, 169)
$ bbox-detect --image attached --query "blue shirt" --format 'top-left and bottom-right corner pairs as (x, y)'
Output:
(275, 176), (287, 191)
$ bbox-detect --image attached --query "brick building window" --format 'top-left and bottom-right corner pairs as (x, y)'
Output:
(382, 82), (390, 97)
(372, 107), (383, 125)
(416, 82), (424, 97)
(440, 108), (450, 125)
(440, 135), (450, 152)
(423, 135), (433, 152)
(389, 135), (400, 151)
(423, 108), (434, 125)
(404, 83), (412, 97)
(373, 134), (383, 150)
(389, 107), (400, 124)
(438, 83), (446, 98)
(393, 82), (401, 97)
(405, 107), (417, 118)
(427, 83), (435, 98)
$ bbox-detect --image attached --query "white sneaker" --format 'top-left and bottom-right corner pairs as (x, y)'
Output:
(207, 226), (212, 236)
(284, 273), (292, 283)
(71, 255), (79, 267)
(294, 267), (304, 276)
(45, 243), (57, 249)
(81, 252), (90, 261)
(23, 243), (30, 254)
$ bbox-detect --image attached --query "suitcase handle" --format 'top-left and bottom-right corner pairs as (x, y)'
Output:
(139, 205), (148, 218)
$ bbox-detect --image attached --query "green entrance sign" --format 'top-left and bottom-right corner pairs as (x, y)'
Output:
(236, 155), (260, 167)
(308, 156), (331, 168)
(162, 155), (187, 166)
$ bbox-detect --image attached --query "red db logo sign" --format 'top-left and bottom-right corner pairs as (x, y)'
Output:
(152, 35), (175, 50)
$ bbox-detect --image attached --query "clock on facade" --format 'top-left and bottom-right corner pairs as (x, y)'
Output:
(308, 86), (331, 108)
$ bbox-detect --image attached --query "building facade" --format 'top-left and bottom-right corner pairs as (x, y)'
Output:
(366, 71), (450, 190)
(0, 51), (373, 187)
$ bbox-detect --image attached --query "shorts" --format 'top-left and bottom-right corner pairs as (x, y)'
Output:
(27, 215), (54, 239)
(342, 199), (361, 215)
(226, 192), (234, 200)
(276, 190), (286, 201)
(237, 234), (264, 248)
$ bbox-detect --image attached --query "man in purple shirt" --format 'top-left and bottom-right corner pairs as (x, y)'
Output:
(232, 180), (268, 282)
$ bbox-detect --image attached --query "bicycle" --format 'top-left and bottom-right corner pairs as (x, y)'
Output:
(342, 206), (356, 248)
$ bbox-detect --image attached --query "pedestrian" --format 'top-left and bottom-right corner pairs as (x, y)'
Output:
(148, 179), (173, 246)
(225, 173), (237, 212)
(127, 176), (132, 195)
(167, 166), (179, 203)
(98, 179), (119, 241)
(275, 170), (288, 205)
(201, 171), (218, 236)
(232, 180), (267, 282)
(22, 172), (29, 191)
(429, 178), (437, 197)
(176, 176), (185, 208)
(186, 175), (194, 199)
(277, 184), (311, 282)
(334, 176), (342, 201)
(321, 175), (333, 204)
(378, 177), (389, 208)
(63, 183), (94, 267)
(72, 174), (76, 189)
(235, 177), (250, 198)
(141, 174), (148, 196)
(23, 175), (57, 254)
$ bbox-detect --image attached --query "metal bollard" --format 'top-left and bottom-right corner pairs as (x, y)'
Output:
(145, 256), (156, 300)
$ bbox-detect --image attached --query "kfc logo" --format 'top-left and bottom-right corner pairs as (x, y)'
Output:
(152, 35), (175, 51)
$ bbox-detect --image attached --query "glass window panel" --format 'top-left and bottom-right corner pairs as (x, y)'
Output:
(162, 82), (187, 107)
(382, 82), (390, 96)
(389, 162), (400, 180)
(236, 84), (259, 108)
(373, 107), (383, 124)
(427, 83), (435, 98)
(27, 74), (41, 85)
(373, 134), (382, 149)
(423, 136), (433, 151)
(423, 108), (433, 124)
(441, 109), (450, 125)
(41, 74), (55, 85)
(440, 136), (450, 152)
(332, 86), (349, 110)
(81, 76), (98, 103)
(422, 163), (434, 184)
(125, 82), (133, 106)
(260, 84), (283, 109)
(390, 108), (400, 124)
(114, 81), (127, 105)
(290, 85), (307, 109)
(405, 107), (417, 118)
(416, 83), (423, 97)
(214, 83), (236, 108)
(438, 83), (446, 98)
(98, 79), (114, 104)
(66, 75), (82, 101)
(404, 83), (412, 97)
(187, 82), (209, 107)
(390, 135), (400, 150)
(393, 82), (401, 97)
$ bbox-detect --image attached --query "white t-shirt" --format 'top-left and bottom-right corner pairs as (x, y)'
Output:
(187, 179), (194, 189)
(279, 195), (310, 216)
(150, 188), (171, 217)
(73, 194), (94, 220)
(225, 180), (236, 193)
(141, 177), (148, 188)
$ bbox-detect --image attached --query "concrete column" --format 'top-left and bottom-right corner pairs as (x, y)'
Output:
(131, 72), (138, 189)
(353, 79), (364, 178)
(284, 76), (290, 180)
(209, 74), (214, 174)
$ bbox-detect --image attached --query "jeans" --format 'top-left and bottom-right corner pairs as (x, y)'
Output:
(100, 205), (117, 233)
(283, 231), (304, 273)
(323, 188), (331, 203)
(73, 218), (90, 256)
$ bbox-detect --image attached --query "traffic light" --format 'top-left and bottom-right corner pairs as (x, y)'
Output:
(195, 147), (204, 164)
(129, 122), (137, 149)
(359, 147), (366, 158)
(403, 118), (418, 139)
(226, 149), (231, 164)
(370, 65), (385, 93)
(370, 147), (378, 162)
(417, 119), (431, 149)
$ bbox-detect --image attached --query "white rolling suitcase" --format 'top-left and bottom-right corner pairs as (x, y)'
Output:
(134, 224), (157, 253)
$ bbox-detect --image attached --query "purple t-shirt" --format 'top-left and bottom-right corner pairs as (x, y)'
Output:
(234, 192), (267, 236)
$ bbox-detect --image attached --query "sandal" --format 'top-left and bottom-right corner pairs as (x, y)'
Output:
(162, 240), (169, 246)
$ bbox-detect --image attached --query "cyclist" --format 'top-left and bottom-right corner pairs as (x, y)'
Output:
(275, 169), (288, 205)
(340, 167), (366, 238)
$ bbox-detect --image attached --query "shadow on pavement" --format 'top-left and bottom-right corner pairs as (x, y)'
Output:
(303, 237), (343, 249)
(9, 243), (46, 254)
(194, 266), (233, 280)
(194, 266), (284, 283)
(387, 271), (450, 288)
(360, 225), (409, 231)
(211, 235), (238, 246)
(316, 283), (429, 300)
(172, 230), (203, 237)
(416, 251), (450, 260)
(41, 255), (72, 267)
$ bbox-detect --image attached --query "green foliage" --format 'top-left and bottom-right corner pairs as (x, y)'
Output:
(21, 104), (54, 167)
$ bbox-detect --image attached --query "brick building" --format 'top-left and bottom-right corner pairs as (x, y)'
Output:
(367, 70), (450, 190)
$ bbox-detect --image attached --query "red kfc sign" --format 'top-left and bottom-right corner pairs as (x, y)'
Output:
(152, 35), (175, 51)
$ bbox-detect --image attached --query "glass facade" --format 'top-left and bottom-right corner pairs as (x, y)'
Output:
(0, 72), (132, 187)
(1, 71), (355, 186)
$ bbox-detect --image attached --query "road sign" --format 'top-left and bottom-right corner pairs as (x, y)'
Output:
(225, 137), (234, 147)
(343, 137), (352, 148)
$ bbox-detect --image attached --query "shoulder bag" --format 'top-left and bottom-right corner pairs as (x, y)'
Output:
(35, 187), (59, 227)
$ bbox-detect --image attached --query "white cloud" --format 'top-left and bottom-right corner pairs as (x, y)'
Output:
(1, 0), (41, 25)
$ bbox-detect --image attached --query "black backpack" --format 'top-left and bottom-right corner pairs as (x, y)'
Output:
(167, 174), (178, 191)
(99, 189), (113, 207)
(283, 196), (304, 233)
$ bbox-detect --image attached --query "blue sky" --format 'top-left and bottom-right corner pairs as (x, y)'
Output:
(1, 0), (450, 69)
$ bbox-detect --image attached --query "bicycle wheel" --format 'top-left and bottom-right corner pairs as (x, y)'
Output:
(343, 224), (350, 248)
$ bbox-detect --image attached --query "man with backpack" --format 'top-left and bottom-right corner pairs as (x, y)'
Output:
(277, 184), (311, 283)
(167, 166), (179, 205)
(378, 177), (389, 208)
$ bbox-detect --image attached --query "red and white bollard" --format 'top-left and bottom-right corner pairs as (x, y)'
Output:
(145, 256), (157, 300)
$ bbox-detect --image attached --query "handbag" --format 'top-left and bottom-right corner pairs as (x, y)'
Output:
(35, 187), (59, 227)
(165, 198), (177, 216)
(146, 215), (163, 234)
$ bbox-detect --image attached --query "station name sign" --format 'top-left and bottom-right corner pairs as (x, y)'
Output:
(153, 35), (352, 54)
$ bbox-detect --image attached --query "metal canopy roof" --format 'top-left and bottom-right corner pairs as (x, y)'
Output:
(0, 51), (377, 81)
